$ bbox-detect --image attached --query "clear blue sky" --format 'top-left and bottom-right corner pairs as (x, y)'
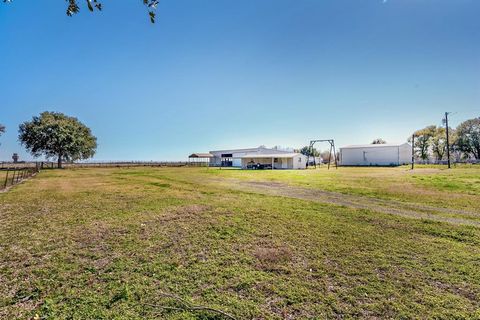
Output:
(1, 0), (479, 161)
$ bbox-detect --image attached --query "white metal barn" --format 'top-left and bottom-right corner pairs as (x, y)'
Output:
(339, 143), (411, 166)
(209, 147), (307, 169)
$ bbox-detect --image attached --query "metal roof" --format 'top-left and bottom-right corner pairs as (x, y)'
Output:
(209, 147), (292, 154)
(188, 153), (213, 158)
(239, 153), (303, 159)
(340, 143), (410, 149)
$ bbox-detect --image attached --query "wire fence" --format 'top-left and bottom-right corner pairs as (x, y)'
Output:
(62, 161), (207, 168)
(0, 161), (210, 170)
(414, 159), (480, 165)
(0, 162), (40, 169)
(0, 161), (212, 192)
(1, 166), (39, 191)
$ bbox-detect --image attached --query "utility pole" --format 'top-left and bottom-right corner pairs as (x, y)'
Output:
(411, 134), (415, 170)
(444, 112), (451, 169)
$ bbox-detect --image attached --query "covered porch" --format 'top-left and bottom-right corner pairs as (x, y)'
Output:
(240, 154), (296, 169)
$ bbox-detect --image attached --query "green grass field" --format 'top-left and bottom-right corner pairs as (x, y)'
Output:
(1, 166), (479, 319)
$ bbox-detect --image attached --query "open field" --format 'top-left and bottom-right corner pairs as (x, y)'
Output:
(1, 166), (480, 319)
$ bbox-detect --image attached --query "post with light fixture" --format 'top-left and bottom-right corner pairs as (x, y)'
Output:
(411, 134), (415, 170)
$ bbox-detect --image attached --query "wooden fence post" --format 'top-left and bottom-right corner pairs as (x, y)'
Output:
(11, 169), (16, 185)
(3, 169), (9, 189)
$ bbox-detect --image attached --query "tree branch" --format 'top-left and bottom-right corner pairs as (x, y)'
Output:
(143, 292), (237, 320)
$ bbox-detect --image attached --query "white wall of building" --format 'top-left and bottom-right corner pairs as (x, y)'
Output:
(340, 144), (411, 166)
(292, 154), (307, 169)
(233, 158), (242, 167)
(398, 144), (411, 164)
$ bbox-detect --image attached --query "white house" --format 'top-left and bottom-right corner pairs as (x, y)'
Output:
(208, 147), (307, 169)
(340, 143), (411, 166)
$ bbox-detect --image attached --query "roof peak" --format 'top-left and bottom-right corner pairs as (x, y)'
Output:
(341, 143), (410, 149)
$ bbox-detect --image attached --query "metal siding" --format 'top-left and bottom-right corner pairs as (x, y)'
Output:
(232, 158), (242, 167)
(341, 146), (402, 166)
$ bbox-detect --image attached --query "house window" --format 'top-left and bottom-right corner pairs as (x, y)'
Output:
(298, 157), (302, 162)
(274, 158), (278, 163)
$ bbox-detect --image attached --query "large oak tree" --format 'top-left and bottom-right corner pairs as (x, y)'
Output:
(19, 112), (97, 168)
(430, 126), (455, 161)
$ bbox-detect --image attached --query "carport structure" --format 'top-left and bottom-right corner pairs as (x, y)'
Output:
(188, 153), (213, 166)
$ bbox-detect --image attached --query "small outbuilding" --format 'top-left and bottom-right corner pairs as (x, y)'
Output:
(340, 143), (411, 166)
(188, 153), (213, 166)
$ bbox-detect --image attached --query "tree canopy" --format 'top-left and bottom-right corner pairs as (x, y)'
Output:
(409, 116), (479, 162)
(455, 117), (480, 159)
(4, 0), (160, 23)
(18, 112), (97, 168)
(430, 126), (456, 161)
(0, 124), (5, 146)
(409, 125), (436, 160)
(371, 138), (387, 144)
(299, 146), (320, 157)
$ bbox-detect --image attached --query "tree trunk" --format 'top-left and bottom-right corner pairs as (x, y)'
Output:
(58, 153), (63, 169)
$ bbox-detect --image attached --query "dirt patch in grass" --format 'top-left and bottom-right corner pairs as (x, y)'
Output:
(72, 221), (126, 273)
(231, 180), (480, 227)
(254, 244), (293, 273)
(157, 204), (210, 222)
(140, 204), (215, 265)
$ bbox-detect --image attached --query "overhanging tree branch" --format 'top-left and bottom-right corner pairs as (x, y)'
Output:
(3, 0), (160, 23)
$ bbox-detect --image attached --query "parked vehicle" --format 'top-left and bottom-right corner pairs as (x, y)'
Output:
(246, 161), (272, 170)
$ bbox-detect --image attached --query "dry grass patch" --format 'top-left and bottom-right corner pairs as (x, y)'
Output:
(254, 243), (293, 273)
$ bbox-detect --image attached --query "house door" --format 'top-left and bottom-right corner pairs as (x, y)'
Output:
(221, 154), (233, 167)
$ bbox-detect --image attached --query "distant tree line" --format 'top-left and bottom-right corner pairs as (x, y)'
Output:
(409, 117), (480, 162)
(371, 138), (387, 144)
